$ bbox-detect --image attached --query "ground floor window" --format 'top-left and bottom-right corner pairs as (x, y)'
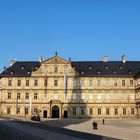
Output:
(25, 108), (29, 115)
(7, 108), (11, 114)
(98, 108), (102, 115)
(80, 108), (85, 115)
(72, 108), (77, 115)
(131, 108), (134, 115)
(114, 108), (118, 115)
(34, 108), (38, 115)
(123, 108), (126, 115)
(89, 108), (93, 115)
(106, 108), (110, 115)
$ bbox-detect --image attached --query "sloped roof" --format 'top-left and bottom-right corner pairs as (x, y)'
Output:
(1, 61), (140, 77)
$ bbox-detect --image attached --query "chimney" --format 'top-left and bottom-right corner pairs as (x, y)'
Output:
(102, 56), (108, 62)
(10, 60), (16, 66)
(39, 56), (45, 62)
(122, 55), (126, 64)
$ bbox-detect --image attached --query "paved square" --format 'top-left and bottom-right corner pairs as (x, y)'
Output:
(41, 118), (140, 140)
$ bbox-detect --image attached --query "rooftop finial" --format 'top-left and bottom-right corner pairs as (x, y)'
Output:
(55, 51), (58, 56)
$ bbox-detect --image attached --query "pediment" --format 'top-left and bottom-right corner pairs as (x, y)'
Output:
(43, 56), (70, 64)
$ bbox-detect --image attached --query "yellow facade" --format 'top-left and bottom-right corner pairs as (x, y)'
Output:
(0, 56), (140, 118)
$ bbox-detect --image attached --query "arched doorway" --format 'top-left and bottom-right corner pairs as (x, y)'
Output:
(52, 106), (59, 118)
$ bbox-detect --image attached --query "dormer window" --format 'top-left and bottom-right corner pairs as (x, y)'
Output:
(105, 65), (109, 70)
(119, 65), (123, 70)
(54, 66), (58, 73)
(21, 66), (25, 70)
(10, 70), (14, 75)
(27, 71), (31, 75)
(97, 70), (101, 75)
(81, 71), (85, 74)
(113, 70), (117, 74)
(88, 66), (92, 70)
(128, 70), (132, 74)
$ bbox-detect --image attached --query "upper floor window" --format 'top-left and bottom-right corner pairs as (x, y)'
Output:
(81, 93), (85, 100)
(64, 67), (68, 74)
(122, 93), (126, 100)
(54, 91), (58, 99)
(73, 80), (76, 87)
(130, 80), (134, 86)
(54, 66), (58, 73)
(25, 93), (29, 99)
(114, 80), (118, 86)
(26, 80), (29, 86)
(8, 93), (11, 99)
(80, 80), (84, 87)
(89, 92), (93, 100)
(106, 80), (110, 86)
(72, 93), (77, 100)
(89, 80), (93, 87)
(17, 93), (20, 99)
(130, 93), (135, 100)
(122, 80), (125, 86)
(8, 80), (12, 86)
(34, 80), (38, 86)
(44, 80), (48, 86)
(98, 93), (102, 100)
(17, 80), (21, 86)
(54, 79), (58, 86)
(106, 93), (110, 100)
(45, 67), (48, 74)
(34, 93), (38, 99)
(114, 93), (118, 100)
(97, 80), (101, 86)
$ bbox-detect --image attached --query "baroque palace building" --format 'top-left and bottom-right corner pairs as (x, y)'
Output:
(0, 53), (140, 118)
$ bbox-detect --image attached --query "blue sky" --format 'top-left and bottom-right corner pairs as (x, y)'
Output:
(0, 0), (140, 71)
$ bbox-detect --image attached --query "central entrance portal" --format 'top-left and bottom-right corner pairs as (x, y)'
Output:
(52, 106), (59, 118)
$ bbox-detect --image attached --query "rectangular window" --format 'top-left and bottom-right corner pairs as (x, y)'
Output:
(81, 93), (85, 100)
(122, 80), (125, 86)
(106, 108), (110, 115)
(114, 108), (118, 115)
(34, 80), (38, 86)
(44, 80), (48, 86)
(17, 107), (20, 114)
(98, 93), (102, 100)
(45, 67), (48, 74)
(89, 108), (93, 115)
(25, 108), (28, 115)
(130, 93), (135, 100)
(17, 93), (20, 99)
(17, 80), (21, 86)
(106, 80), (110, 86)
(80, 80), (84, 87)
(54, 66), (58, 73)
(72, 108), (77, 115)
(54, 91), (58, 99)
(122, 93), (126, 100)
(89, 80), (93, 87)
(25, 93), (29, 99)
(106, 93), (110, 100)
(114, 80), (118, 86)
(7, 108), (11, 114)
(73, 80), (76, 87)
(44, 92), (47, 99)
(123, 108), (126, 115)
(130, 80), (134, 86)
(72, 93), (77, 100)
(81, 108), (85, 115)
(64, 67), (68, 74)
(26, 80), (29, 86)
(97, 80), (101, 86)
(54, 79), (58, 86)
(8, 80), (12, 86)
(8, 93), (11, 99)
(34, 93), (38, 99)
(114, 93), (118, 100)
(98, 108), (102, 115)
(89, 92), (93, 100)
(131, 108), (134, 115)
